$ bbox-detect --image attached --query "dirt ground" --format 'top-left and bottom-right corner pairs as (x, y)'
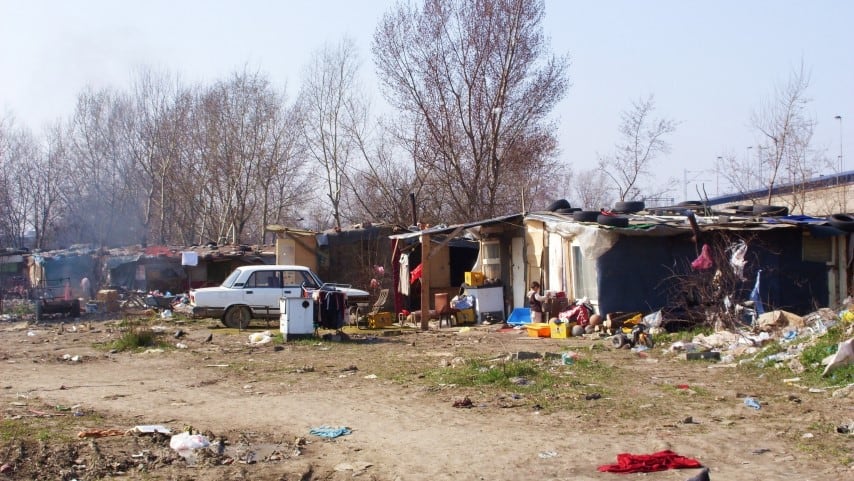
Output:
(0, 310), (852, 481)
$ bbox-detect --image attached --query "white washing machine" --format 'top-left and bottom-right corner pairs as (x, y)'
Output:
(280, 297), (315, 340)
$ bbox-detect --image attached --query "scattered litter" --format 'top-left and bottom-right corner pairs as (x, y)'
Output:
(309, 426), (352, 438)
(132, 425), (172, 434)
(752, 448), (771, 454)
(743, 397), (761, 410)
(248, 331), (273, 345)
(584, 393), (602, 401)
(538, 451), (558, 458)
(453, 397), (473, 408)
(62, 354), (82, 362)
(334, 461), (373, 473)
(821, 339), (854, 376)
(686, 351), (720, 361)
(176, 343), (188, 349)
(801, 432), (814, 439)
(169, 431), (211, 451)
(364, 374), (377, 379)
(561, 351), (579, 365)
(77, 428), (126, 438)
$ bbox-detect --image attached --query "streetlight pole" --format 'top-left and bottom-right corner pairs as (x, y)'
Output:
(746, 146), (753, 190)
(835, 115), (843, 172)
(716, 156), (722, 196)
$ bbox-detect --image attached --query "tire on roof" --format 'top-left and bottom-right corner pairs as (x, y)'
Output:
(612, 200), (645, 214)
(828, 213), (854, 232)
(546, 199), (571, 212)
(572, 210), (600, 222)
(597, 214), (629, 227)
(753, 204), (789, 216)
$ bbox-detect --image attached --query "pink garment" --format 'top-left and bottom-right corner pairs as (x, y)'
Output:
(691, 244), (713, 270)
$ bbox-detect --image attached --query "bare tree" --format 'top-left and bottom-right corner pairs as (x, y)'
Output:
(123, 68), (193, 245)
(569, 168), (614, 211)
(717, 64), (831, 214)
(598, 95), (677, 201)
(0, 117), (39, 247)
(752, 64), (825, 213)
(373, 0), (569, 223)
(298, 37), (364, 230)
(187, 69), (303, 245)
(65, 87), (143, 247)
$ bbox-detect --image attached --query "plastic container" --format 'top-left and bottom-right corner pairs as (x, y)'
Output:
(525, 323), (551, 337)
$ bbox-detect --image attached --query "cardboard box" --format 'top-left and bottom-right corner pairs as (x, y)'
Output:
(455, 308), (476, 325)
(368, 311), (394, 329)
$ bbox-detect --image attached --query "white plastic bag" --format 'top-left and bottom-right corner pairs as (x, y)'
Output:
(170, 432), (210, 451)
(248, 331), (273, 345)
(642, 310), (662, 328)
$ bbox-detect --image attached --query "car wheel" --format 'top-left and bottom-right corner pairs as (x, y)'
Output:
(222, 306), (251, 329)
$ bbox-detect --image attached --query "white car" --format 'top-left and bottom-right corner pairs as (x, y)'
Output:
(189, 265), (369, 328)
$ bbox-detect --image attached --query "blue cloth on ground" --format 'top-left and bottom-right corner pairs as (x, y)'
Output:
(309, 426), (352, 438)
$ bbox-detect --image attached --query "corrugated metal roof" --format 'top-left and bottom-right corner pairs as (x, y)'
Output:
(388, 214), (524, 239)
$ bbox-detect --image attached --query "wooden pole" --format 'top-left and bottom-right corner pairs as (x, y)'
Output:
(420, 233), (431, 331)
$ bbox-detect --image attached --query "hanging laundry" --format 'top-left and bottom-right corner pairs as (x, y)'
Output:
(728, 240), (748, 280)
(410, 263), (423, 284)
(691, 244), (713, 270)
(749, 269), (764, 316)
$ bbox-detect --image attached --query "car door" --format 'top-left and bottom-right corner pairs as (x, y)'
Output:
(243, 270), (287, 316)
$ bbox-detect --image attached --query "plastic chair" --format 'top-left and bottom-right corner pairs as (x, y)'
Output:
(434, 292), (455, 328)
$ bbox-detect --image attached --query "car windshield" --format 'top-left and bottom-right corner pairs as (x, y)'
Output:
(221, 269), (242, 288)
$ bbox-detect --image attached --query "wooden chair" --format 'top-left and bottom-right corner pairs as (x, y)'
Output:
(359, 288), (393, 329)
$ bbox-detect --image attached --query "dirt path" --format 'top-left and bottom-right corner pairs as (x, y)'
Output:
(1, 319), (851, 480)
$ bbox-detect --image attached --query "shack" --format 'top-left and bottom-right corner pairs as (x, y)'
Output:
(522, 208), (849, 325)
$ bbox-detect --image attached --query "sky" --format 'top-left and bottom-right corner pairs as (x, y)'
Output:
(1, 0), (852, 203)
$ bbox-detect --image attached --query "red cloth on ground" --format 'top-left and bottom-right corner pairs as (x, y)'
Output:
(597, 450), (702, 473)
